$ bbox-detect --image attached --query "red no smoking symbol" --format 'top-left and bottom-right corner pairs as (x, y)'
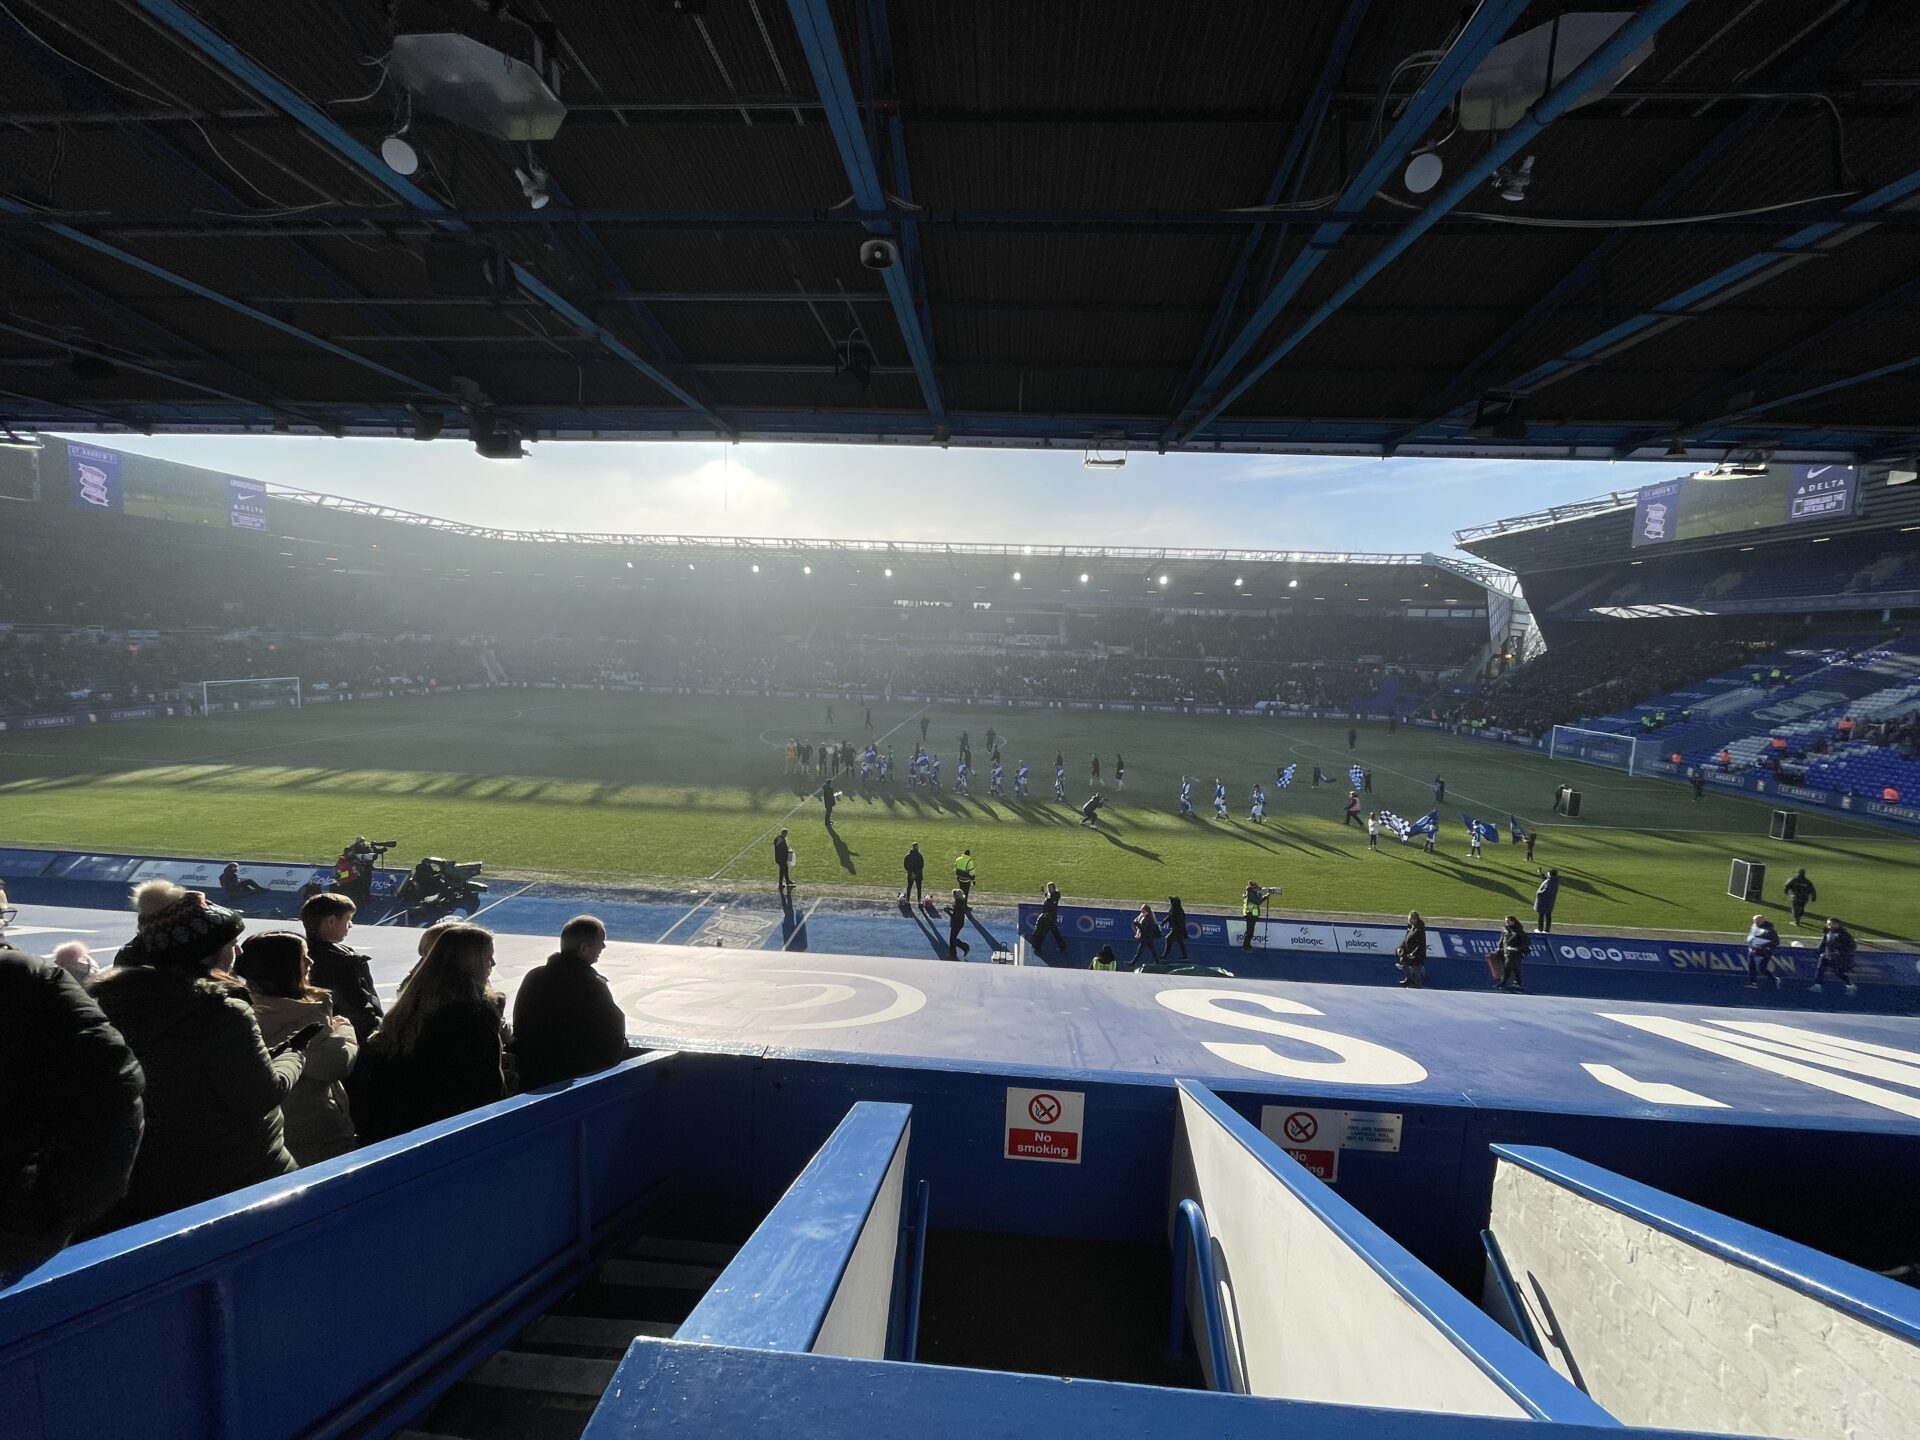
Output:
(1028, 1093), (1063, 1125)
(1282, 1111), (1317, 1143)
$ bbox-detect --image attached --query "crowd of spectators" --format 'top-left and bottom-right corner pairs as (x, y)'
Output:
(0, 883), (632, 1284)
(0, 630), (490, 714)
(1455, 620), (1781, 737)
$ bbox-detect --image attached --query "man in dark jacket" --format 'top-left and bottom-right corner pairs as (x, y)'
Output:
(1, 939), (145, 1280)
(1783, 868), (1818, 927)
(511, 916), (630, 1089)
(1811, 917), (1857, 996)
(302, 892), (383, 1043)
(1029, 883), (1067, 957)
(1533, 869), (1560, 933)
(773, 829), (794, 894)
(901, 843), (925, 904)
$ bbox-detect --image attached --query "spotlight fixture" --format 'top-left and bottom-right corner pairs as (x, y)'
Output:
(834, 329), (875, 389)
(625, 561), (634, 569)
(1403, 149), (1443, 194)
(1233, 576), (1244, 587)
(803, 565), (812, 574)
(407, 405), (445, 442)
(515, 162), (551, 210)
(883, 567), (893, 577)
(1157, 575), (1169, 587)
(1078, 573), (1090, 584)
(381, 104), (419, 176)
(688, 563), (695, 571)
(1492, 155), (1534, 203)
(1288, 579), (1299, 589)
(470, 409), (525, 460)
(751, 563), (761, 573)
(1012, 571), (1022, 582)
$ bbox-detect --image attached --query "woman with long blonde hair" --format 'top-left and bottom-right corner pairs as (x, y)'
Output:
(352, 925), (506, 1143)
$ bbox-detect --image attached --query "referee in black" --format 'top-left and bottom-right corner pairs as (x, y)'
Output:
(1030, 882), (1068, 956)
(773, 829), (794, 893)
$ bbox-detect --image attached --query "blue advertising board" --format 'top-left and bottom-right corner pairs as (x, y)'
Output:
(66, 441), (124, 512)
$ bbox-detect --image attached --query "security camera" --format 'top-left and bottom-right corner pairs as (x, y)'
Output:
(859, 238), (898, 271)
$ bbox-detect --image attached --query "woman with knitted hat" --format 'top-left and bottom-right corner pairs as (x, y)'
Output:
(351, 924), (507, 1144)
(88, 889), (314, 1229)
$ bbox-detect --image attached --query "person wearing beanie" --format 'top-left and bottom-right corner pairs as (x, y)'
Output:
(1, 901), (145, 1280)
(87, 890), (314, 1229)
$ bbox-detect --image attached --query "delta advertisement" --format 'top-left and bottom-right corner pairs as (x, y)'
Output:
(1631, 464), (1858, 548)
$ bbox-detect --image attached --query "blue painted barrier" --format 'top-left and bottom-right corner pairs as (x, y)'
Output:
(0, 1055), (672, 1440)
(580, 1342), (1728, 1440)
(1018, 903), (1920, 1013)
(679, 1101), (915, 1360)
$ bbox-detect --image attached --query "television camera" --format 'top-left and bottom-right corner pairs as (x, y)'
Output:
(334, 836), (399, 905)
(397, 856), (489, 914)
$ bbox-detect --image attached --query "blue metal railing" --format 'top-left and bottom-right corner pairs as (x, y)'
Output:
(1168, 1198), (1235, 1391)
(1479, 1228), (1545, 1360)
(895, 1179), (932, 1361)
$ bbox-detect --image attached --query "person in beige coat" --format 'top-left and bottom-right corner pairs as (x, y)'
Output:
(234, 932), (358, 1164)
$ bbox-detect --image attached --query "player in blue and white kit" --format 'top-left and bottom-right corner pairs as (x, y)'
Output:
(1250, 784), (1266, 823)
(930, 754), (942, 790)
(955, 759), (969, 794)
(1054, 762), (1066, 802)
(1015, 761), (1029, 797)
(881, 747), (894, 782)
(1178, 777), (1193, 815)
(1213, 778), (1228, 819)
(991, 758), (1004, 795)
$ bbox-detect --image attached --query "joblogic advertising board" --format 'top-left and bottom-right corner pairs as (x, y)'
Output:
(1631, 463), (1856, 548)
(66, 440), (268, 531)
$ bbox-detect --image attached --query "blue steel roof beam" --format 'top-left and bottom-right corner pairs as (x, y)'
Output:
(862, 0), (939, 389)
(0, 316), (315, 420)
(1491, 162), (1920, 406)
(1178, 0), (1701, 445)
(1166, 0), (1370, 436)
(784, 0), (944, 427)
(1383, 6), (1870, 452)
(1165, 0), (1533, 443)
(0, 195), (460, 406)
(1609, 269), (1920, 455)
(124, 0), (732, 435)
(0, 8), (466, 396)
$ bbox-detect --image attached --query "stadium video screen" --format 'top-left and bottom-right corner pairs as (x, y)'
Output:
(67, 441), (267, 531)
(1630, 463), (1856, 548)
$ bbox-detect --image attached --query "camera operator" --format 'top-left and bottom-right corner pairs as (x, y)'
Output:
(1240, 880), (1277, 950)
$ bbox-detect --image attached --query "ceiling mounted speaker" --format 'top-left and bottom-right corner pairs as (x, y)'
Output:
(1403, 150), (1444, 194)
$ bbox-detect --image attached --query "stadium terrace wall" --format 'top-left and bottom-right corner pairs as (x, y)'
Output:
(1014, 905), (1920, 1015)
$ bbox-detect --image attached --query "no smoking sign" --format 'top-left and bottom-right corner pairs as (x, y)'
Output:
(1005, 1086), (1084, 1164)
(1259, 1104), (1404, 1185)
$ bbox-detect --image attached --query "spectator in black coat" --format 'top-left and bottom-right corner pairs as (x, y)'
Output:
(0, 940), (145, 1282)
(946, 890), (972, 960)
(511, 917), (631, 1090)
(1496, 916), (1530, 993)
(353, 925), (506, 1144)
(1396, 912), (1427, 988)
(901, 843), (925, 904)
(302, 893), (383, 1044)
(88, 889), (311, 1230)
(1533, 869), (1560, 933)
(1164, 897), (1189, 961)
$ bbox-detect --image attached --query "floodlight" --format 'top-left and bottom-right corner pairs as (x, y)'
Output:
(1493, 155), (1534, 203)
(515, 163), (551, 210)
(1079, 573), (1090, 584)
(803, 565), (812, 574)
(884, 567), (893, 577)
(751, 563), (761, 573)
(1157, 575), (1169, 587)
(625, 561), (634, 569)
(1288, 579), (1299, 589)
(1234, 577), (1243, 587)
(1012, 571), (1022, 582)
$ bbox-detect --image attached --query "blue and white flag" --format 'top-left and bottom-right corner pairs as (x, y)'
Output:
(1378, 809), (1412, 842)
(1276, 763), (1297, 788)
(1463, 813), (1500, 843)
(1349, 764), (1365, 790)
(1509, 813), (1526, 844)
(1407, 809), (1439, 836)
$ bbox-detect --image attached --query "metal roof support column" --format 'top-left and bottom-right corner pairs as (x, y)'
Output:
(784, 0), (945, 427)
(861, 0), (941, 413)
(1165, 0), (1533, 442)
(1177, 0), (1698, 443)
(1167, 0), (1370, 431)
(124, 0), (732, 435)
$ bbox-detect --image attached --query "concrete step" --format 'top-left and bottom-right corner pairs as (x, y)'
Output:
(520, 1315), (678, 1349)
(468, 1350), (621, 1399)
(596, 1258), (722, 1289)
(620, 1235), (739, 1266)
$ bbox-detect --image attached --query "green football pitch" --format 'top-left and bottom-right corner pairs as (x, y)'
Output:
(2, 689), (1915, 941)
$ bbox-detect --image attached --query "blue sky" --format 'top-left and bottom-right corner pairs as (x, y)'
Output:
(74, 435), (1686, 555)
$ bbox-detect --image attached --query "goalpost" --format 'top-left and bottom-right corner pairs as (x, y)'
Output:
(199, 676), (302, 716)
(1547, 725), (1640, 774)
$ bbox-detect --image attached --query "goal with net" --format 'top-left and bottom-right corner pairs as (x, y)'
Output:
(199, 676), (302, 716)
(1547, 724), (1639, 774)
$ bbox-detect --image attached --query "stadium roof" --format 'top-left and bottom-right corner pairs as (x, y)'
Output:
(1, 2), (1918, 462)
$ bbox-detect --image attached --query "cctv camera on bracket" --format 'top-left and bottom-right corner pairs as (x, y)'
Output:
(859, 238), (898, 271)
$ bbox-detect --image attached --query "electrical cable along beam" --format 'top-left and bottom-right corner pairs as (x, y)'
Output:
(124, 0), (732, 435)
(1176, 0), (1701, 445)
(1165, 0), (1534, 443)
(784, 0), (944, 427)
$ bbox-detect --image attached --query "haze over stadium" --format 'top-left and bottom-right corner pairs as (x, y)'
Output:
(3, 2), (1920, 1437)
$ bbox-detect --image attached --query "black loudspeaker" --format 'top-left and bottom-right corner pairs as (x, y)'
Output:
(1769, 809), (1798, 840)
(1562, 790), (1581, 817)
(1729, 858), (1766, 902)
